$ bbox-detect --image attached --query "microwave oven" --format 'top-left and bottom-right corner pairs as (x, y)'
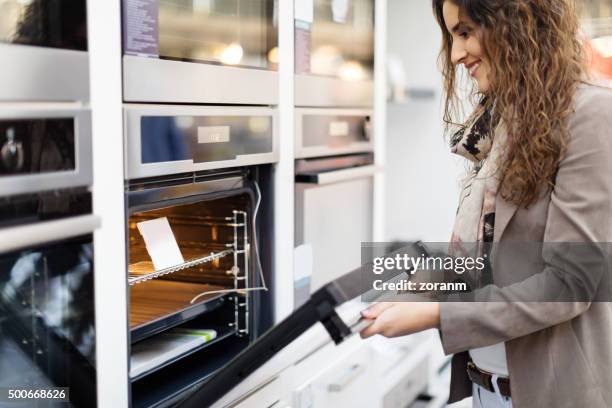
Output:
(122, 0), (279, 105)
(0, 0), (89, 102)
(294, 0), (374, 107)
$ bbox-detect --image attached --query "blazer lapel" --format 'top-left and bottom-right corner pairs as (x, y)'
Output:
(494, 194), (518, 242)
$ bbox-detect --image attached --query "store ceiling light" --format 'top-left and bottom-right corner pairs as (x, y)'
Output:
(592, 36), (612, 58)
(219, 43), (244, 65)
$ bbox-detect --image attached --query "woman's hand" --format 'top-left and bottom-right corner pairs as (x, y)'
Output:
(359, 302), (440, 339)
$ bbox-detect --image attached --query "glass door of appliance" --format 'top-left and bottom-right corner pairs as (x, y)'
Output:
(124, 0), (277, 70)
(295, 0), (374, 80)
(0, 0), (89, 102)
(0, 234), (97, 407)
(294, 0), (375, 107)
(122, 0), (279, 104)
(0, 0), (87, 51)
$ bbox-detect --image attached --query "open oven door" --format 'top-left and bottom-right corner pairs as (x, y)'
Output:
(175, 266), (369, 408)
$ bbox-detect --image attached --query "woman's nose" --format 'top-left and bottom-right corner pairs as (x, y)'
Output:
(451, 43), (467, 65)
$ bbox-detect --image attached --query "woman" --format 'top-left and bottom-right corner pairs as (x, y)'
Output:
(360, 1), (612, 407)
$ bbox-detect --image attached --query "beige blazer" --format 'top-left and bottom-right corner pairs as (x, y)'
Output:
(439, 84), (612, 408)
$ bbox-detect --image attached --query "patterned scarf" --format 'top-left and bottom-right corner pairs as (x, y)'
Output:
(450, 100), (505, 262)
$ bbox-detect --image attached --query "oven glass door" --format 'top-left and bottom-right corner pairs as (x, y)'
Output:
(295, 0), (374, 80)
(0, 118), (76, 176)
(123, 0), (278, 70)
(0, 109), (92, 197)
(0, 234), (96, 407)
(0, 0), (87, 51)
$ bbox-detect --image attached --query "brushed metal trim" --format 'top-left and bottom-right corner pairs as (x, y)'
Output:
(297, 165), (379, 185)
(0, 214), (100, 254)
(0, 104), (93, 197)
(124, 104), (279, 180)
(0, 43), (89, 102)
(123, 56), (279, 105)
(294, 107), (374, 159)
(295, 75), (374, 108)
(127, 176), (245, 208)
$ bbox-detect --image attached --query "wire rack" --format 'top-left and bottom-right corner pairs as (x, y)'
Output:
(128, 249), (233, 286)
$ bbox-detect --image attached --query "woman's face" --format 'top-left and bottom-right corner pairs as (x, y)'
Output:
(442, 1), (491, 92)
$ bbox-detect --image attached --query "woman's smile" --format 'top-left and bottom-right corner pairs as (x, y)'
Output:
(465, 60), (482, 78)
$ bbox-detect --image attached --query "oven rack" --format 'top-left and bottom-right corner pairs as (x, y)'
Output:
(128, 249), (234, 286)
(128, 210), (251, 338)
(130, 215), (245, 228)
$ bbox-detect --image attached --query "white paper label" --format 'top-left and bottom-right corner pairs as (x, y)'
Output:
(329, 121), (349, 137)
(332, 0), (350, 23)
(136, 217), (184, 270)
(198, 126), (230, 144)
(295, 0), (314, 23)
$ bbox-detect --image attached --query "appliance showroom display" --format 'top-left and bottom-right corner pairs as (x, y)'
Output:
(0, 104), (99, 407)
(123, 105), (278, 408)
(0, 0), (89, 101)
(122, 0), (279, 104)
(295, 0), (374, 107)
(294, 108), (375, 305)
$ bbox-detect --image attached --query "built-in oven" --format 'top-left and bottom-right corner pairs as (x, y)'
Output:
(122, 0), (279, 104)
(294, 109), (375, 306)
(295, 0), (374, 107)
(124, 105), (277, 407)
(0, 105), (98, 407)
(0, 0), (89, 102)
(0, 106), (92, 198)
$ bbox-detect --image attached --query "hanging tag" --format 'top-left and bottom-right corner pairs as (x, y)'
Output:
(332, 0), (350, 23)
(137, 217), (184, 270)
(295, 0), (314, 23)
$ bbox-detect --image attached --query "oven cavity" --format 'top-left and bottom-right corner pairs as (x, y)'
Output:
(126, 188), (258, 405)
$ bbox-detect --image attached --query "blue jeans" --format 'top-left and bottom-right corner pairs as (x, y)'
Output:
(472, 379), (513, 408)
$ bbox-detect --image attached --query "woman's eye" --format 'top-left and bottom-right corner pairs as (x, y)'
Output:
(460, 31), (470, 39)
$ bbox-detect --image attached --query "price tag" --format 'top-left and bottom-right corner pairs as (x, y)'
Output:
(329, 121), (349, 137)
(295, 0), (314, 23)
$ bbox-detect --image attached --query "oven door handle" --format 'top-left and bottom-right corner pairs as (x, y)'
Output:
(0, 214), (101, 254)
(296, 165), (379, 185)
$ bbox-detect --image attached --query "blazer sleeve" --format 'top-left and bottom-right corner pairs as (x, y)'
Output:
(438, 86), (612, 355)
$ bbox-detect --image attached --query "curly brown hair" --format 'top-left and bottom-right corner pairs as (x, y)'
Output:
(432, 0), (586, 206)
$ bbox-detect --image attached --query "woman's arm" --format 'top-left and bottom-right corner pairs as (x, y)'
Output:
(362, 86), (612, 352)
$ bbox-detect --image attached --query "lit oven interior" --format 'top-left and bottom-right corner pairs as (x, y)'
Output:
(126, 193), (254, 384)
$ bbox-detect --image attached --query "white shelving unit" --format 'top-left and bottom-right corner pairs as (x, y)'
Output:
(85, 0), (391, 406)
(87, 1), (129, 407)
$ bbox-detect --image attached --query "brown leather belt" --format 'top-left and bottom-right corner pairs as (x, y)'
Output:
(467, 361), (512, 398)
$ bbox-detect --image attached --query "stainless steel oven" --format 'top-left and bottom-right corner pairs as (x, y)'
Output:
(294, 0), (374, 107)
(294, 109), (375, 305)
(0, 104), (98, 407)
(0, 105), (92, 197)
(122, 0), (279, 104)
(124, 105), (278, 180)
(0, 0), (89, 102)
(124, 107), (277, 407)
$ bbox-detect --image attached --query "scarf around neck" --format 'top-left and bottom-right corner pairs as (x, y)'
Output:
(450, 100), (505, 247)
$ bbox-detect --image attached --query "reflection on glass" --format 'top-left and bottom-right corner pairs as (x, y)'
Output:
(0, 237), (96, 407)
(141, 115), (272, 164)
(158, 0), (278, 69)
(0, 119), (76, 176)
(579, 0), (612, 82)
(141, 117), (188, 164)
(296, 0), (374, 79)
(0, 0), (87, 50)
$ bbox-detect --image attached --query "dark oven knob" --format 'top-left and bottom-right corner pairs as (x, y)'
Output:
(362, 116), (373, 141)
(1, 128), (24, 172)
